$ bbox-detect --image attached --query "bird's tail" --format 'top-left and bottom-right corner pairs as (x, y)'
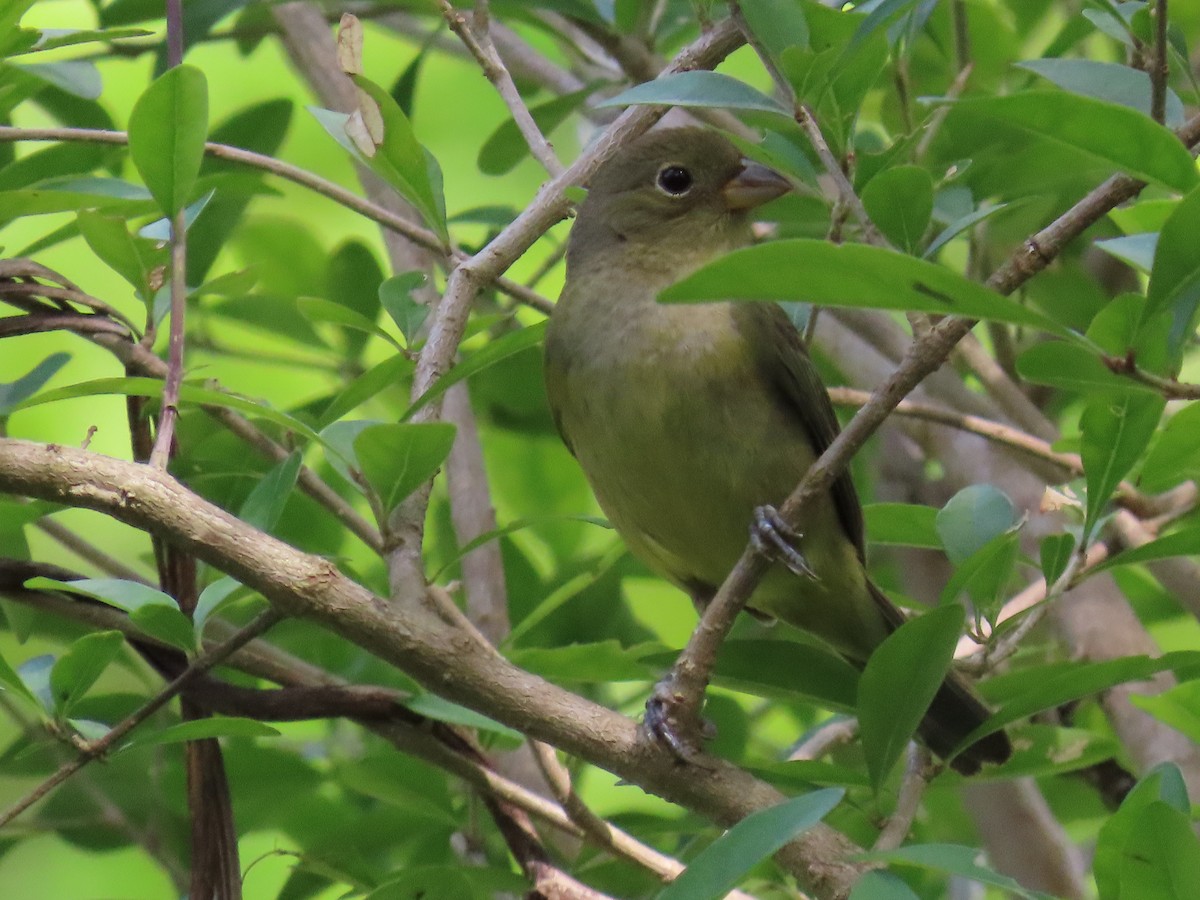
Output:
(865, 581), (1011, 775)
(919, 668), (1012, 775)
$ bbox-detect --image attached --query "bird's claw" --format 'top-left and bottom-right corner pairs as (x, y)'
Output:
(751, 505), (817, 579)
(643, 677), (716, 765)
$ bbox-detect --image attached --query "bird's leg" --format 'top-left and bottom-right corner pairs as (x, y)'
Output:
(643, 587), (720, 763)
(751, 505), (817, 579)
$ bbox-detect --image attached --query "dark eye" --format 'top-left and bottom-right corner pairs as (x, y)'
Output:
(656, 164), (693, 196)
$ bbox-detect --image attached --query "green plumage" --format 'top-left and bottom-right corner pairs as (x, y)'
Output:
(544, 128), (1010, 773)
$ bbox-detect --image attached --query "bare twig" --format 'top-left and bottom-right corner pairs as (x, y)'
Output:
(789, 718), (859, 762)
(441, 1), (565, 177)
(149, 209), (188, 468)
(1149, 0), (1169, 124)
(873, 745), (931, 851)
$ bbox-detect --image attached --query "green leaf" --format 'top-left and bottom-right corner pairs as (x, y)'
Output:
(404, 321), (548, 420)
(16, 376), (325, 447)
(1140, 402), (1200, 492)
(124, 716), (281, 749)
(76, 210), (162, 301)
(1095, 765), (1196, 899)
(961, 652), (1200, 753)
(238, 451), (302, 532)
(661, 240), (1070, 335)
(705, 639), (861, 709)
(1114, 803), (1200, 899)
(1130, 681), (1200, 745)
(943, 91), (1197, 193)
(596, 71), (790, 116)
(27, 577), (195, 651)
(127, 64), (209, 215)
(858, 604), (964, 790)
(379, 271), (430, 346)
(1146, 184), (1200, 361)
(863, 503), (940, 549)
(860, 844), (1049, 899)
(347, 75), (447, 239)
(736, 0), (810, 60)
(861, 165), (933, 253)
(1016, 341), (1156, 394)
(406, 694), (521, 741)
(1095, 233), (1158, 273)
(936, 484), (1017, 564)
(849, 871), (921, 900)
(940, 530), (1019, 611)
(1094, 526), (1200, 575)
(477, 86), (590, 175)
(12, 60), (101, 99)
(657, 789), (844, 900)
(0, 353), (70, 416)
(325, 240), (384, 360)
(193, 577), (245, 640)
(353, 422), (457, 513)
(317, 355), (413, 429)
(509, 641), (657, 684)
(1039, 533), (1076, 585)
(1080, 393), (1164, 539)
(1018, 58), (1185, 126)
(49, 631), (125, 717)
(297, 297), (400, 351)
(0, 647), (39, 706)
(924, 202), (1010, 260)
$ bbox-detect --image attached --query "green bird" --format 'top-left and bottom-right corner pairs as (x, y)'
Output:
(544, 127), (1011, 774)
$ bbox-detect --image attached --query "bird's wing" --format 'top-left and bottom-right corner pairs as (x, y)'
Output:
(733, 302), (868, 559)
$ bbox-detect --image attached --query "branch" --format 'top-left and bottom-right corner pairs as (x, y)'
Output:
(0, 438), (867, 899)
(1149, 0), (1169, 124)
(440, 2), (565, 177)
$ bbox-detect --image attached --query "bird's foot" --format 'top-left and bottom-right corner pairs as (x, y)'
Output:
(751, 505), (817, 579)
(643, 672), (717, 765)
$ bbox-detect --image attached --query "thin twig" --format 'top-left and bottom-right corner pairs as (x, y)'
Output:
(0, 608), (282, 829)
(440, 1), (565, 177)
(1149, 0), (1169, 124)
(149, 209), (188, 468)
(873, 745), (931, 851)
(789, 718), (859, 762)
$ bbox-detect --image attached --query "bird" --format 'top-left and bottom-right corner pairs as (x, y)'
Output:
(543, 126), (1011, 774)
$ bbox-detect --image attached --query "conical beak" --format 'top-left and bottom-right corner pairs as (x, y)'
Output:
(722, 160), (791, 211)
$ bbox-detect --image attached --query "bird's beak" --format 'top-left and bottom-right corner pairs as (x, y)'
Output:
(722, 160), (791, 211)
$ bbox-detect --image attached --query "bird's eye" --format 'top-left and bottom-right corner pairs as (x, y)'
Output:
(656, 165), (693, 196)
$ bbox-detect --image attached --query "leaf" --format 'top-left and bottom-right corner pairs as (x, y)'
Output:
(406, 694), (522, 742)
(1140, 401), (1200, 492)
(935, 484), (1016, 564)
(858, 604), (964, 789)
(656, 789), (844, 900)
(193, 577), (245, 640)
(1130, 681), (1200, 745)
(661, 240), (1070, 335)
(404, 321), (548, 420)
(0, 353), (70, 416)
(923, 202), (1009, 260)
(49, 631), (125, 717)
(860, 844), (1049, 899)
(0, 647), (38, 706)
(849, 871), (921, 900)
(943, 91), (1197, 193)
(1094, 233), (1158, 273)
(1114, 802), (1200, 899)
(596, 71), (790, 116)
(509, 641), (657, 683)
(16, 376), (326, 447)
(1016, 342), (1156, 394)
(12, 61), (102, 99)
(737, 0), (810, 59)
(861, 165), (933, 253)
(1080, 393), (1164, 539)
(347, 75), (447, 239)
(939, 531), (1020, 611)
(124, 716), (281, 749)
(317, 355), (413, 429)
(1093, 526), (1200, 575)
(324, 240), (384, 359)
(1039, 533), (1076, 585)
(379, 271), (429, 346)
(960, 652), (1200, 753)
(238, 451), (302, 532)
(478, 86), (591, 175)
(27, 577), (195, 651)
(353, 422), (457, 513)
(703, 639), (861, 710)
(127, 64), (209, 215)
(863, 502), (940, 549)
(77, 210), (162, 301)
(1018, 58), (1185, 127)
(1094, 765), (1196, 899)
(1145, 184), (1200, 361)
(297, 297), (400, 351)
